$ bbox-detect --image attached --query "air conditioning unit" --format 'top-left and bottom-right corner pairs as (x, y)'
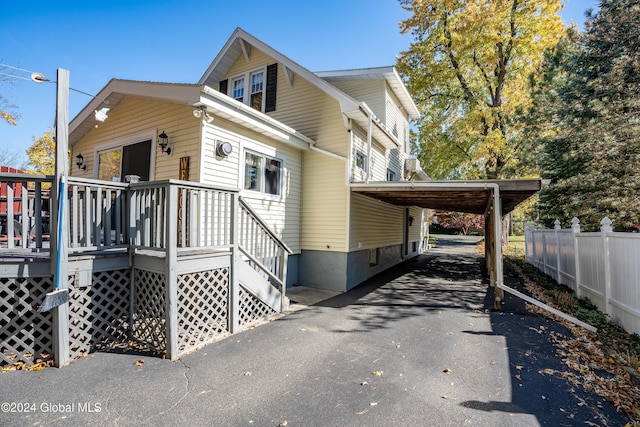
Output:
(404, 158), (430, 181)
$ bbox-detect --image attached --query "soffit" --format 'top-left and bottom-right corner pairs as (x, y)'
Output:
(350, 180), (542, 215)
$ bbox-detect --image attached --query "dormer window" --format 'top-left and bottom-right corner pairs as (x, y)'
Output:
(219, 63), (278, 113)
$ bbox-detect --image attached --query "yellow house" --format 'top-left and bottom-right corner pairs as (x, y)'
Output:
(69, 27), (425, 292)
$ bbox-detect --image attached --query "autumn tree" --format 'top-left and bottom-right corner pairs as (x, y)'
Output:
(26, 130), (56, 175)
(434, 210), (485, 235)
(536, 0), (640, 231)
(397, 0), (565, 180)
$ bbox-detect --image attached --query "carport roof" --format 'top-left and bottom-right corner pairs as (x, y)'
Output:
(350, 179), (542, 215)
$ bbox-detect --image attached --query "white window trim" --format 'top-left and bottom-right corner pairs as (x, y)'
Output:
(355, 150), (368, 172)
(93, 130), (157, 180)
(387, 167), (398, 182)
(240, 146), (285, 200)
(229, 66), (267, 113)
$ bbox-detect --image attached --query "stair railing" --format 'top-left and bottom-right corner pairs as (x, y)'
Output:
(238, 197), (291, 309)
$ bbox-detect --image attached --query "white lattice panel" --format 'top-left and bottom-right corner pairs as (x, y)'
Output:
(132, 269), (166, 352)
(0, 277), (53, 366)
(176, 268), (229, 354)
(239, 285), (276, 328)
(68, 270), (130, 359)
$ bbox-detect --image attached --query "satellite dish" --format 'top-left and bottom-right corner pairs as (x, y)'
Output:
(31, 72), (48, 83)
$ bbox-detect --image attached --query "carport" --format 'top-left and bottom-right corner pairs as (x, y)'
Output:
(351, 179), (543, 309)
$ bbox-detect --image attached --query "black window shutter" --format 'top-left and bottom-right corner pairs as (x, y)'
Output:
(219, 79), (228, 95)
(265, 63), (278, 112)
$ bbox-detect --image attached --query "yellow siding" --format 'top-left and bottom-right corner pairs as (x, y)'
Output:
(223, 47), (350, 155)
(349, 193), (404, 250)
(385, 87), (410, 153)
(329, 80), (386, 120)
(200, 116), (302, 254)
(301, 151), (349, 251)
(71, 97), (202, 182)
(350, 125), (389, 183)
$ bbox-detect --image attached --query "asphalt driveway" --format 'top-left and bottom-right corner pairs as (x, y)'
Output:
(0, 236), (630, 426)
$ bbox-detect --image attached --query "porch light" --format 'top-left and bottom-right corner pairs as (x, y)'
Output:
(158, 130), (172, 155)
(75, 153), (87, 171)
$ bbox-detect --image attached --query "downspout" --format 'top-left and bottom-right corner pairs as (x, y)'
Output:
(366, 111), (372, 183)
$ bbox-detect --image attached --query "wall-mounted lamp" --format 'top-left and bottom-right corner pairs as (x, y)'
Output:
(193, 106), (214, 123)
(158, 130), (172, 155)
(216, 141), (233, 158)
(75, 153), (87, 171)
(408, 216), (414, 227)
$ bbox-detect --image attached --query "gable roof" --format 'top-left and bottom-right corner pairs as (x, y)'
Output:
(199, 28), (360, 114)
(199, 28), (416, 149)
(69, 80), (202, 146)
(315, 67), (419, 119)
(68, 79), (315, 150)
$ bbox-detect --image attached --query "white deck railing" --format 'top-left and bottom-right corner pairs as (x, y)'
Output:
(0, 174), (290, 287)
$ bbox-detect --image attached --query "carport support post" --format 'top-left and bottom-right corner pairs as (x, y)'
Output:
(492, 186), (504, 310)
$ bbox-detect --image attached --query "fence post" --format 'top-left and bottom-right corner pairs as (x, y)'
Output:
(554, 219), (562, 283)
(571, 217), (581, 298)
(601, 216), (613, 317)
(524, 222), (530, 262)
(529, 221), (536, 265)
(540, 224), (548, 275)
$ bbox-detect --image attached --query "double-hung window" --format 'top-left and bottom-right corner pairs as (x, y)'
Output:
(250, 71), (264, 111)
(222, 63), (277, 112)
(230, 69), (265, 112)
(244, 151), (282, 196)
(232, 77), (245, 103)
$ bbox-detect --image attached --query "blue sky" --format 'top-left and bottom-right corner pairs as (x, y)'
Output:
(1, 0), (598, 166)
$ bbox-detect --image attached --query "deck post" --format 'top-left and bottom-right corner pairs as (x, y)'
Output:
(229, 193), (240, 333)
(52, 68), (70, 368)
(280, 251), (288, 312)
(165, 183), (179, 360)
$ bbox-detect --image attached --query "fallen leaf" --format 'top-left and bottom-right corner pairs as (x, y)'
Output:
(134, 359), (144, 366)
(372, 371), (383, 376)
(279, 421), (288, 427)
(370, 402), (378, 406)
(515, 375), (521, 381)
(443, 368), (452, 374)
(516, 365), (523, 371)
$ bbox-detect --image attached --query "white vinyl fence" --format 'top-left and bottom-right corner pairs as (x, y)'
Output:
(525, 217), (640, 336)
